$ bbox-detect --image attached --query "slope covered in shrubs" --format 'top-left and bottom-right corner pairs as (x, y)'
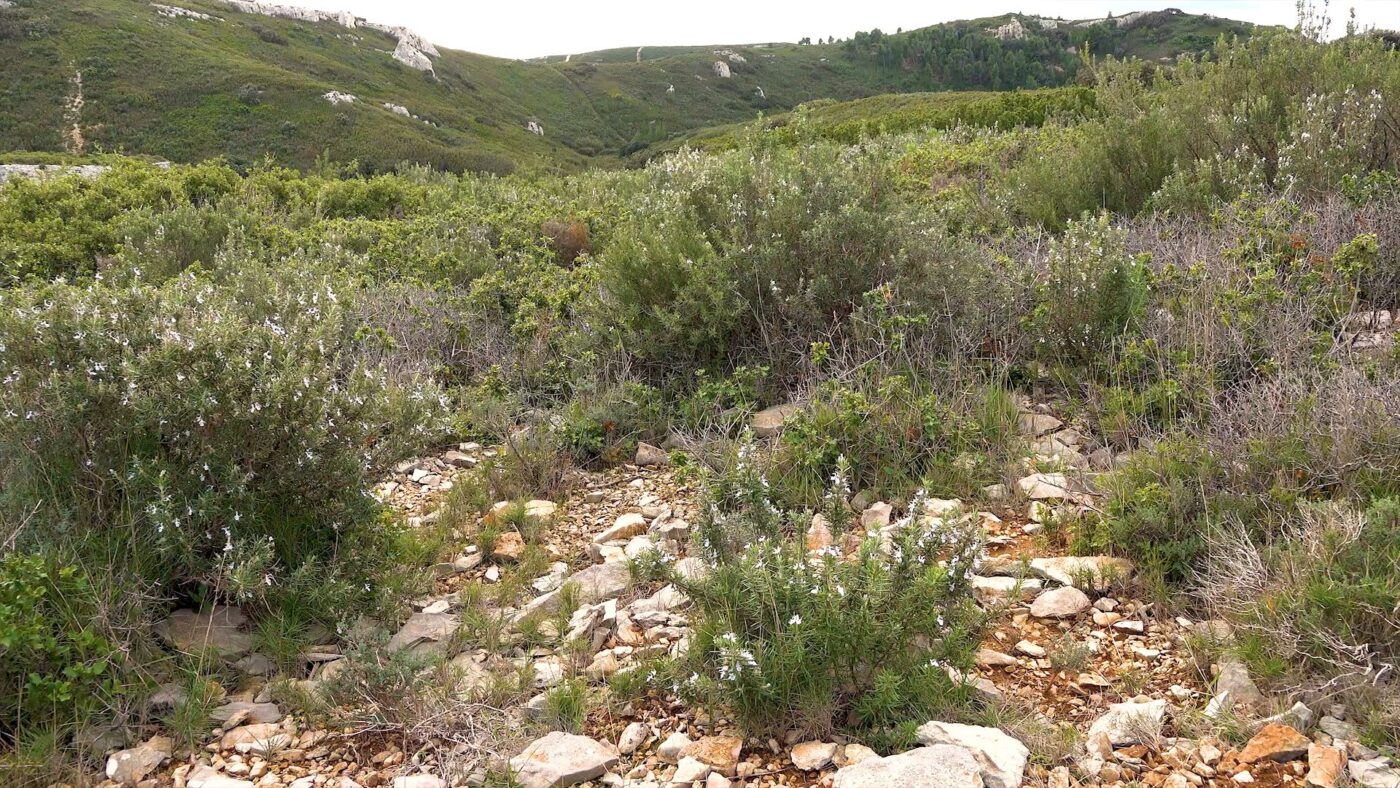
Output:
(0, 20), (1398, 780)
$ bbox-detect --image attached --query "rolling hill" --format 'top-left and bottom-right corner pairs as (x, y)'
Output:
(0, 1), (1264, 173)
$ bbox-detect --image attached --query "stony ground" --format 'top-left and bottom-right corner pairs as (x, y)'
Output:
(95, 403), (1400, 788)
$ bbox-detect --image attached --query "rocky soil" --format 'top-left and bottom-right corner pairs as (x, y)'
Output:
(96, 403), (1400, 788)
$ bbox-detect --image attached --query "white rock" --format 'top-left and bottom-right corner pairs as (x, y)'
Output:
(1016, 473), (1077, 501)
(1029, 556), (1132, 591)
(673, 756), (712, 783)
(618, 722), (650, 755)
(833, 744), (985, 788)
(790, 741), (838, 771)
(323, 91), (358, 106)
(1029, 586), (1091, 619)
(916, 722), (1028, 788)
(509, 732), (620, 788)
(1087, 699), (1169, 746)
(392, 777), (445, 788)
(658, 732), (692, 762)
(1349, 759), (1400, 788)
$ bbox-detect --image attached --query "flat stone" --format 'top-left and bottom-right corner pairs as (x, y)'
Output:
(1238, 724), (1309, 764)
(220, 723), (293, 755)
(658, 732), (693, 762)
(1087, 699), (1168, 746)
(683, 735), (743, 777)
(387, 612), (459, 656)
(1215, 659), (1266, 711)
(1019, 413), (1063, 436)
(392, 777), (446, 788)
(975, 649), (1018, 668)
(1016, 473), (1078, 501)
(568, 561), (631, 604)
(157, 606), (252, 658)
(595, 513), (648, 544)
(791, 741), (838, 771)
(187, 765), (255, 788)
(833, 744), (985, 788)
(210, 701), (282, 725)
(635, 442), (669, 466)
(1029, 586), (1091, 619)
(508, 732), (619, 788)
(971, 575), (1044, 606)
(916, 721), (1028, 788)
(1029, 556), (1132, 591)
(105, 738), (173, 785)
(1349, 758), (1400, 788)
(1014, 640), (1045, 658)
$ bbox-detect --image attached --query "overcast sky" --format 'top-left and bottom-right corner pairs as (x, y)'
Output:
(278, 1), (1400, 59)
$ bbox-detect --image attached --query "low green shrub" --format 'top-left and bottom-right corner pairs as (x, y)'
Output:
(769, 376), (1020, 509)
(0, 555), (121, 736)
(670, 449), (986, 744)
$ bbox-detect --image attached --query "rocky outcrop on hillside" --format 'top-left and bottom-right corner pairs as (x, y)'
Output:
(217, 1), (438, 72)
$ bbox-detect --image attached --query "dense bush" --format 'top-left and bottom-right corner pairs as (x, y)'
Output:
(0, 261), (443, 612)
(0, 555), (121, 736)
(669, 448), (986, 745)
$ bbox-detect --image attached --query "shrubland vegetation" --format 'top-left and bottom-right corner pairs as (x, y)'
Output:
(0, 0), (1264, 172)
(1, 15), (1399, 778)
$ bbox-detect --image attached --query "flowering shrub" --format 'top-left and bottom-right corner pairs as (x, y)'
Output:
(673, 443), (986, 743)
(1030, 212), (1149, 371)
(0, 262), (444, 609)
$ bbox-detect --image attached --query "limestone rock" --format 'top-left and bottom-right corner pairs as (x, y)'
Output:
(596, 513), (648, 544)
(1215, 659), (1266, 711)
(221, 722), (293, 755)
(1029, 586), (1091, 619)
(158, 606), (253, 658)
(568, 560), (631, 603)
(1238, 724), (1309, 764)
(617, 722), (650, 755)
(658, 732), (692, 762)
(673, 756), (712, 783)
(916, 721), (1028, 788)
(187, 764), (255, 788)
(387, 612), (459, 656)
(105, 737), (172, 785)
(392, 777), (445, 788)
(635, 442), (669, 466)
(971, 575), (1044, 606)
(1306, 743), (1346, 787)
(1029, 556), (1132, 591)
(509, 732), (619, 788)
(210, 700), (282, 725)
(1016, 473), (1078, 501)
(392, 39), (434, 72)
(753, 403), (800, 437)
(683, 735), (743, 777)
(1350, 759), (1400, 788)
(492, 531), (526, 562)
(1019, 413), (1063, 436)
(791, 741), (838, 771)
(832, 744), (985, 788)
(1086, 699), (1168, 746)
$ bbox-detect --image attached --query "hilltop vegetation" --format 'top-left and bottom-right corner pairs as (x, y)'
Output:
(2, 12), (1400, 788)
(0, 1), (1264, 173)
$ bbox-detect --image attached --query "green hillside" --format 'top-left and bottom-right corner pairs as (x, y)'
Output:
(0, 1), (1264, 173)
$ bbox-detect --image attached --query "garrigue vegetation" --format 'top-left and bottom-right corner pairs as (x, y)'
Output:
(1, 18), (1399, 781)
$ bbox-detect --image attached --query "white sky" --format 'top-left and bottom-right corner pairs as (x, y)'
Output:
(278, 1), (1400, 59)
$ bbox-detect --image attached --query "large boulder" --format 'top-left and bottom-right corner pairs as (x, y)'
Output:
(833, 744), (985, 788)
(916, 722), (1028, 788)
(508, 732), (619, 788)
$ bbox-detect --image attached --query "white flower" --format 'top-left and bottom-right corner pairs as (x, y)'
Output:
(788, 614), (802, 626)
